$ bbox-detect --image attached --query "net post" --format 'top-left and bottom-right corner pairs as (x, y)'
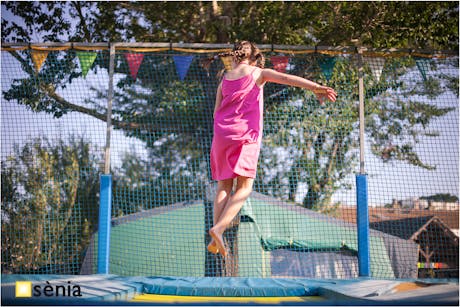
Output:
(97, 174), (112, 274)
(357, 46), (366, 173)
(356, 174), (370, 277)
(355, 45), (371, 277)
(104, 42), (115, 174)
(97, 42), (116, 274)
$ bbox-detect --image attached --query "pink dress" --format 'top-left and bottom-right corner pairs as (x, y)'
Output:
(210, 69), (264, 180)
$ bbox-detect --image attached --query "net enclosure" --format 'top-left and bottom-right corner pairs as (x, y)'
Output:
(1, 43), (458, 280)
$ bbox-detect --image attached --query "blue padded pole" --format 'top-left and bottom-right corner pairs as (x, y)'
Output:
(355, 47), (370, 277)
(97, 174), (112, 274)
(356, 174), (370, 277)
(97, 43), (115, 274)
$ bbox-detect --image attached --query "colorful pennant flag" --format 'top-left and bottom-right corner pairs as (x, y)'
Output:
(124, 53), (144, 80)
(31, 50), (49, 73)
(415, 57), (430, 81)
(318, 56), (337, 81)
(173, 55), (194, 81)
(270, 56), (289, 73)
(364, 57), (386, 81)
(76, 51), (97, 77)
(221, 56), (233, 71)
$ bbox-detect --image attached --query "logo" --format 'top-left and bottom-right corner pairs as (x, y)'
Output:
(15, 281), (82, 298)
(15, 281), (32, 298)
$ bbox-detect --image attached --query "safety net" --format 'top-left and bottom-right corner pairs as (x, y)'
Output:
(1, 43), (458, 279)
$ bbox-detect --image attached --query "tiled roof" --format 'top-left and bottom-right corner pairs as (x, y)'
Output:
(335, 207), (459, 230)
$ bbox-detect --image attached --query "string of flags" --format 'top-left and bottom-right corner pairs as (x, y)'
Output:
(30, 50), (48, 74)
(270, 56), (289, 73)
(30, 49), (431, 82)
(317, 56), (337, 81)
(173, 55), (194, 81)
(124, 53), (144, 80)
(364, 57), (385, 81)
(417, 262), (446, 269)
(415, 57), (430, 81)
(76, 51), (98, 77)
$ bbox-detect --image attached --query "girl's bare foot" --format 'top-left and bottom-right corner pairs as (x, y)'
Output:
(207, 239), (219, 254)
(209, 228), (227, 257)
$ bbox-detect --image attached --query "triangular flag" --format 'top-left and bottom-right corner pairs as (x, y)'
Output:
(124, 53), (144, 80)
(173, 55), (194, 81)
(415, 57), (430, 81)
(76, 51), (97, 77)
(364, 57), (385, 81)
(318, 56), (337, 81)
(31, 50), (49, 73)
(270, 56), (289, 73)
(221, 56), (233, 71)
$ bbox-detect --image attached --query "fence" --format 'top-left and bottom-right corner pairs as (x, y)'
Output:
(1, 42), (458, 279)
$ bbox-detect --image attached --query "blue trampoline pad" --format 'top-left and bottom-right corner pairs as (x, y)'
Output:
(1, 275), (458, 306)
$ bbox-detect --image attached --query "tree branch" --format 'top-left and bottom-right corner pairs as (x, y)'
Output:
(39, 83), (141, 130)
(7, 50), (141, 130)
(70, 1), (92, 42)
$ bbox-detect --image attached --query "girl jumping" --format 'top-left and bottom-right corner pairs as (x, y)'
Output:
(206, 41), (337, 257)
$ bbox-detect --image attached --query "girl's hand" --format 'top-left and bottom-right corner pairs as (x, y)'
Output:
(313, 85), (337, 105)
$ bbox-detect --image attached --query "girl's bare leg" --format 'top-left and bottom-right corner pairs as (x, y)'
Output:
(209, 176), (254, 256)
(208, 179), (233, 254)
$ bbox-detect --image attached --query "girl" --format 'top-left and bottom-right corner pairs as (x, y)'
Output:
(206, 41), (337, 257)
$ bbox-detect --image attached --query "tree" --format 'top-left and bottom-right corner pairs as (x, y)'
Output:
(2, 2), (458, 48)
(421, 194), (459, 203)
(1, 136), (101, 273)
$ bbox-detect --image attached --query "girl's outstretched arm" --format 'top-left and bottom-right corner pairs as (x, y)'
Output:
(213, 81), (223, 117)
(260, 68), (337, 104)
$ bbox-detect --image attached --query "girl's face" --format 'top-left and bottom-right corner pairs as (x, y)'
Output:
(240, 43), (257, 65)
(241, 44), (252, 55)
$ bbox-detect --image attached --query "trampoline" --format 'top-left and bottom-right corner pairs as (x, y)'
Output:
(2, 274), (458, 305)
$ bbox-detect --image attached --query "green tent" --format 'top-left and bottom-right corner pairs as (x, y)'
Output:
(81, 193), (417, 278)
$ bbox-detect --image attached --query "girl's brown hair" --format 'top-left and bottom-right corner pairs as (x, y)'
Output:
(202, 41), (265, 72)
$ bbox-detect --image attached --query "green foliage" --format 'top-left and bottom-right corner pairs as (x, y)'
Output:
(1, 136), (101, 273)
(258, 56), (356, 209)
(366, 57), (456, 169)
(420, 193), (459, 202)
(310, 2), (458, 49)
(2, 1), (458, 49)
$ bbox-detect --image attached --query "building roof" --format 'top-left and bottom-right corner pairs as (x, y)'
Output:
(369, 216), (459, 244)
(369, 216), (434, 240)
(336, 207), (459, 230)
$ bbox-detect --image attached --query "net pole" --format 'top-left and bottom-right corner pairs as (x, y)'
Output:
(97, 42), (115, 274)
(97, 174), (112, 274)
(358, 47), (366, 174)
(356, 46), (371, 277)
(104, 42), (115, 174)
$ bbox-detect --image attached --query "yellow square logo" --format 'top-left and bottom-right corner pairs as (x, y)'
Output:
(15, 281), (32, 298)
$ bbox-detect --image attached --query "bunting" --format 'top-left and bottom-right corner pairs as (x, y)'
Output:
(31, 50), (49, 73)
(318, 56), (337, 81)
(221, 56), (233, 71)
(76, 51), (98, 77)
(173, 55), (194, 81)
(124, 53), (144, 80)
(364, 57), (385, 81)
(415, 57), (430, 81)
(270, 56), (289, 73)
